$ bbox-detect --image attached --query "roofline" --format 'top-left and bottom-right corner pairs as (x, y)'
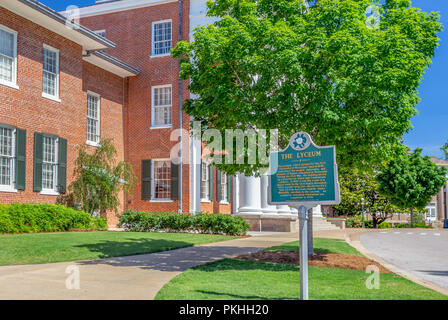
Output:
(15, 0), (116, 49)
(91, 51), (140, 76)
(60, 0), (178, 18)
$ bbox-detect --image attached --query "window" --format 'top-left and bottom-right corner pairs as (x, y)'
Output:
(42, 45), (59, 100)
(152, 85), (172, 127)
(425, 203), (437, 221)
(0, 126), (14, 191)
(0, 25), (18, 88)
(201, 162), (209, 201)
(42, 135), (58, 192)
(152, 160), (171, 200)
(94, 30), (106, 38)
(152, 20), (172, 56)
(220, 171), (228, 203)
(87, 93), (100, 145)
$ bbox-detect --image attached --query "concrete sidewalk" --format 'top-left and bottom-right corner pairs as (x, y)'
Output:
(0, 232), (298, 300)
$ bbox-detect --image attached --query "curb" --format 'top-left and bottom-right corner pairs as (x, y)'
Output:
(344, 230), (448, 297)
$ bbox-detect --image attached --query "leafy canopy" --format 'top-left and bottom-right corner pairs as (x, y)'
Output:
(172, 0), (442, 175)
(376, 148), (447, 211)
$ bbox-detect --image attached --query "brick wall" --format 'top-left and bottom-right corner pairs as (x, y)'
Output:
(0, 8), (125, 226)
(81, 1), (192, 213)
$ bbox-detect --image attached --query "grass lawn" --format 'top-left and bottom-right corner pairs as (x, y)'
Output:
(0, 232), (237, 266)
(155, 238), (447, 300)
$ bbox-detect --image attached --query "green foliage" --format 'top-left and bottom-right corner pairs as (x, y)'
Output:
(119, 211), (250, 236)
(377, 148), (447, 213)
(441, 141), (448, 160)
(378, 221), (391, 229)
(172, 0), (442, 174)
(0, 204), (107, 234)
(334, 169), (402, 227)
(62, 139), (136, 217)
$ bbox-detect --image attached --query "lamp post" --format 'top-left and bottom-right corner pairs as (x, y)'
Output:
(361, 197), (365, 229)
(444, 185), (448, 229)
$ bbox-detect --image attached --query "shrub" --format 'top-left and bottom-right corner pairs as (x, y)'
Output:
(345, 215), (375, 228)
(378, 221), (391, 229)
(119, 210), (250, 236)
(0, 204), (107, 234)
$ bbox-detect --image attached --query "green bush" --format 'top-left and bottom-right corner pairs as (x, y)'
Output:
(378, 221), (391, 229)
(119, 210), (250, 236)
(395, 223), (432, 229)
(0, 204), (107, 234)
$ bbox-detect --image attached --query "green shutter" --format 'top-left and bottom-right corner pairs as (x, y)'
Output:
(227, 175), (232, 203)
(209, 165), (214, 201)
(141, 160), (152, 200)
(216, 169), (222, 202)
(33, 132), (43, 192)
(171, 161), (180, 201)
(57, 138), (67, 194)
(15, 128), (26, 191)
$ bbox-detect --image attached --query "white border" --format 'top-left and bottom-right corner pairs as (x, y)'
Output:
(40, 134), (60, 196)
(0, 124), (17, 193)
(150, 158), (172, 202)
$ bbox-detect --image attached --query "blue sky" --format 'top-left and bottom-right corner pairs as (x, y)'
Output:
(42, 0), (448, 158)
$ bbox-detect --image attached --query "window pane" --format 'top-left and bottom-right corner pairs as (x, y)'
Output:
(0, 29), (14, 57)
(153, 22), (172, 56)
(0, 55), (13, 82)
(0, 127), (13, 187)
(43, 71), (56, 96)
(0, 127), (13, 157)
(153, 160), (171, 199)
(153, 87), (172, 126)
(87, 94), (100, 143)
(201, 163), (209, 200)
(42, 136), (57, 191)
(43, 47), (58, 96)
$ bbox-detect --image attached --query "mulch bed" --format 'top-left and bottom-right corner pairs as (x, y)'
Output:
(237, 251), (391, 273)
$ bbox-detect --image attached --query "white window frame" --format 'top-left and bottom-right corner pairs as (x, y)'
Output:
(0, 124), (17, 193)
(151, 19), (172, 58)
(151, 158), (172, 202)
(86, 91), (101, 147)
(151, 84), (172, 129)
(40, 134), (59, 196)
(201, 162), (210, 202)
(42, 44), (60, 102)
(220, 171), (228, 204)
(0, 25), (18, 90)
(425, 202), (437, 222)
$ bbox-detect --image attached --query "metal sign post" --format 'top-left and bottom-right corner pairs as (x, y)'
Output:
(268, 132), (341, 301)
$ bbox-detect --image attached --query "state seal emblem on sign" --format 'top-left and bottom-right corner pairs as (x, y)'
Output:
(290, 132), (311, 151)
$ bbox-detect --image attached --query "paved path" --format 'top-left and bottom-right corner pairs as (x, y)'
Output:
(0, 232), (297, 300)
(360, 230), (448, 291)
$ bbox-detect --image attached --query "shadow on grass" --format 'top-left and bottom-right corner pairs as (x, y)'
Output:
(78, 241), (267, 272)
(75, 238), (194, 259)
(193, 290), (293, 300)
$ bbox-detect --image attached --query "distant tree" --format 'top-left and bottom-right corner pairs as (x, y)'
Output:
(441, 141), (448, 160)
(62, 139), (136, 217)
(334, 169), (401, 228)
(376, 149), (447, 227)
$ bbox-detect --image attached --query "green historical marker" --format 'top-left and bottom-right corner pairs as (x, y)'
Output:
(268, 132), (340, 206)
(268, 132), (340, 301)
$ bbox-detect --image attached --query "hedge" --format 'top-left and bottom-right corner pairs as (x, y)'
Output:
(0, 204), (107, 234)
(119, 210), (250, 236)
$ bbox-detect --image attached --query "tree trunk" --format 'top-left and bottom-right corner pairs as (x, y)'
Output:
(410, 207), (414, 228)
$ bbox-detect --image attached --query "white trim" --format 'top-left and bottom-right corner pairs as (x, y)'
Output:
(41, 134), (59, 194)
(0, 24), (18, 89)
(150, 53), (171, 59)
(69, 0), (178, 18)
(86, 91), (101, 145)
(151, 158), (172, 201)
(151, 84), (173, 127)
(151, 19), (172, 57)
(40, 190), (60, 196)
(42, 44), (60, 101)
(219, 201), (230, 205)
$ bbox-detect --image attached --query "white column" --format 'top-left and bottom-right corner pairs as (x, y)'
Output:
(312, 205), (323, 217)
(260, 174), (278, 214)
(237, 174), (263, 215)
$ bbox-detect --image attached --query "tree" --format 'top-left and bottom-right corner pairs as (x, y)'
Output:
(172, 0), (442, 175)
(63, 139), (136, 217)
(441, 141), (448, 160)
(376, 148), (447, 227)
(334, 169), (401, 228)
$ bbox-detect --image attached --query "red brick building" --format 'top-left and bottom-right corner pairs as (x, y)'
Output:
(0, 0), (233, 225)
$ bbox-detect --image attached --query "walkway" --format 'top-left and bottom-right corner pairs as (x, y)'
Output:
(0, 232), (297, 300)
